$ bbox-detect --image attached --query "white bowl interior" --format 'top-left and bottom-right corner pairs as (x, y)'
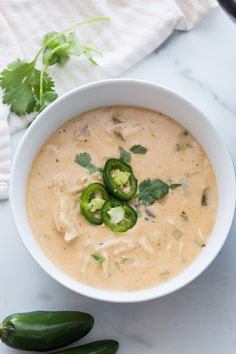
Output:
(10, 79), (236, 302)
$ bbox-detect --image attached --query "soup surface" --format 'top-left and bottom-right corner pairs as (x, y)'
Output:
(27, 106), (217, 291)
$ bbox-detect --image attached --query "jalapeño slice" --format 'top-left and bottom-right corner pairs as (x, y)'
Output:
(101, 199), (137, 232)
(103, 158), (137, 201)
(80, 183), (110, 225)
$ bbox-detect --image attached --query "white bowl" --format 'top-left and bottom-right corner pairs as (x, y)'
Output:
(10, 79), (236, 303)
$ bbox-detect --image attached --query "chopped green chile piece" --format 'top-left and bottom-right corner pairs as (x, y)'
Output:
(80, 183), (110, 225)
(201, 187), (210, 206)
(101, 199), (137, 232)
(91, 255), (105, 264)
(103, 158), (137, 201)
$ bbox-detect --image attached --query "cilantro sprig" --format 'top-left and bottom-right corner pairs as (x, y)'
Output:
(130, 144), (147, 154)
(0, 17), (109, 117)
(138, 179), (181, 206)
(74, 152), (103, 174)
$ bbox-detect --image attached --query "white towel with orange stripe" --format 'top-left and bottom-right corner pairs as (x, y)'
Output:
(0, 0), (217, 199)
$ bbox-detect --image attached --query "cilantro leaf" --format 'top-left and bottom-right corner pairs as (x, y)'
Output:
(0, 59), (57, 115)
(42, 32), (70, 66)
(92, 254), (105, 264)
(0, 60), (36, 115)
(32, 70), (57, 111)
(74, 152), (103, 174)
(0, 59), (35, 89)
(130, 144), (147, 154)
(35, 91), (58, 112)
(75, 152), (91, 166)
(138, 179), (169, 205)
(3, 85), (35, 116)
(68, 31), (101, 66)
(138, 179), (181, 206)
(119, 146), (131, 163)
(42, 30), (101, 67)
(32, 69), (55, 97)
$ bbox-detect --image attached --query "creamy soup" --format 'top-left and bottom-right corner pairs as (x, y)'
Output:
(27, 106), (217, 291)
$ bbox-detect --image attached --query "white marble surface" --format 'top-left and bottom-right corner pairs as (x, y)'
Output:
(1, 7), (236, 354)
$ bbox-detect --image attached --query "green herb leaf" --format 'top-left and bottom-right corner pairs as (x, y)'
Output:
(92, 254), (105, 264)
(68, 31), (102, 65)
(169, 183), (182, 190)
(74, 152), (103, 174)
(75, 152), (91, 166)
(138, 179), (181, 206)
(130, 144), (147, 154)
(0, 59), (57, 115)
(138, 179), (169, 205)
(35, 91), (58, 112)
(42, 30), (101, 67)
(0, 60), (37, 115)
(33, 70), (58, 112)
(42, 32), (70, 66)
(119, 146), (131, 163)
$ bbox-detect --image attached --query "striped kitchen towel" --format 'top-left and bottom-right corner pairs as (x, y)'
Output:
(0, 0), (217, 199)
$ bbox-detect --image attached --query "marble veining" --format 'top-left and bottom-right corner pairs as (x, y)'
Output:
(180, 65), (236, 116)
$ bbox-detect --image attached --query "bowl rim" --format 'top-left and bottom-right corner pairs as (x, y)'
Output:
(10, 78), (236, 303)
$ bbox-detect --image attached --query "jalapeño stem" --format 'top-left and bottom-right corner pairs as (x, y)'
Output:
(0, 324), (4, 338)
(0, 323), (13, 343)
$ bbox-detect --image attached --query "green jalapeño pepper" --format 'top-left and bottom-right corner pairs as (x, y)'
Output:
(101, 199), (137, 232)
(103, 159), (137, 201)
(0, 311), (94, 351)
(51, 340), (119, 354)
(80, 183), (110, 225)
